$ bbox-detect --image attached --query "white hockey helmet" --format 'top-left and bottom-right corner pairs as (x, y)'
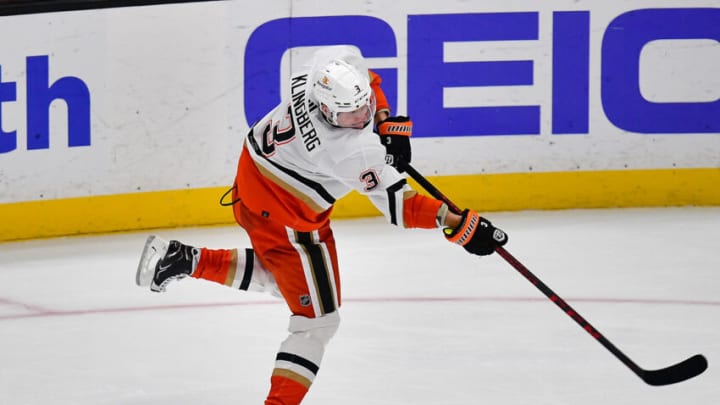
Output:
(312, 59), (375, 128)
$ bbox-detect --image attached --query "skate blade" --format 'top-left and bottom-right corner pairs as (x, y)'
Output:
(135, 235), (169, 287)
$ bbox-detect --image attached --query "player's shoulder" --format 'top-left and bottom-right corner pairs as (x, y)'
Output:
(322, 125), (383, 159)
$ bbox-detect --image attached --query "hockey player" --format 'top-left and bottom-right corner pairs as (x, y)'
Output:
(136, 45), (507, 404)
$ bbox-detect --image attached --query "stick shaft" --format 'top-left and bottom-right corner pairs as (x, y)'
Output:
(402, 161), (707, 385)
(403, 162), (645, 376)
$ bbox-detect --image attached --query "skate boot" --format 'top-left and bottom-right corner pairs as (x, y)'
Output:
(135, 235), (200, 292)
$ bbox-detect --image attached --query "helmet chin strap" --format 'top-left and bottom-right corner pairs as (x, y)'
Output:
(318, 104), (373, 129)
(317, 105), (341, 128)
(356, 118), (373, 129)
(320, 112), (372, 129)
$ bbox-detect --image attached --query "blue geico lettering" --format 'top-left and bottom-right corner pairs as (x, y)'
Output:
(408, 12), (539, 136)
(244, 8), (719, 137)
(0, 55), (91, 153)
(602, 8), (720, 133)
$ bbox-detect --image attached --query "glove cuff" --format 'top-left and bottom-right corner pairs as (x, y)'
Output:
(377, 119), (412, 137)
(378, 124), (412, 136)
(444, 209), (478, 245)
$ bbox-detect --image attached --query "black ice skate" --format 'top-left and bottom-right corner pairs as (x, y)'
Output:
(135, 235), (199, 292)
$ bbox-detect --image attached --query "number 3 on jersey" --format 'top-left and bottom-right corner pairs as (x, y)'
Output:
(260, 104), (296, 156)
(359, 169), (380, 191)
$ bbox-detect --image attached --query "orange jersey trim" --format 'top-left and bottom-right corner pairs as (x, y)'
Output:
(234, 145), (332, 231)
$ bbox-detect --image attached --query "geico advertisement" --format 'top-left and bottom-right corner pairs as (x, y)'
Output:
(1, 1), (718, 203)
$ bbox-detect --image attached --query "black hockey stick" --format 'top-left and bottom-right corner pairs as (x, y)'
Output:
(400, 161), (708, 386)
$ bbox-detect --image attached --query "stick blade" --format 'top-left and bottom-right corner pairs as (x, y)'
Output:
(641, 354), (708, 386)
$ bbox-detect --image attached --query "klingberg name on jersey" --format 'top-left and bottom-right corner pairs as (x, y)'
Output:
(291, 74), (321, 152)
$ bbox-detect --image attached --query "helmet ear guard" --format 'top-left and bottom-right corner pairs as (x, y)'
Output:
(312, 59), (375, 128)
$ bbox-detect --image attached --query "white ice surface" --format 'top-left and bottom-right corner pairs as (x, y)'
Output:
(1, 208), (718, 404)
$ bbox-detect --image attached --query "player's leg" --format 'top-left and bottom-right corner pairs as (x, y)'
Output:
(266, 311), (340, 405)
(240, 206), (342, 405)
(192, 246), (281, 296)
(135, 236), (280, 295)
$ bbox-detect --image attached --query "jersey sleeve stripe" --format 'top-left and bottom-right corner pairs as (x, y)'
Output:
(386, 179), (407, 226)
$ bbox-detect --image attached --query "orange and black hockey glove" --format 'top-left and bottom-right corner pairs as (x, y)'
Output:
(444, 209), (508, 256)
(377, 116), (413, 172)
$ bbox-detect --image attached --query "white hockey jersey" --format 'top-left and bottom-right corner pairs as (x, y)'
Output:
(234, 46), (439, 232)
